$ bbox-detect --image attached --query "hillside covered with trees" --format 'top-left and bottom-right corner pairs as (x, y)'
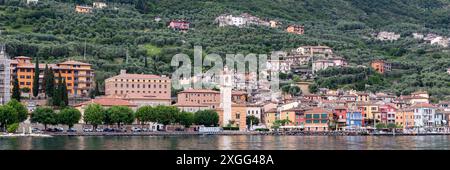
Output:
(1, 0), (450, 101)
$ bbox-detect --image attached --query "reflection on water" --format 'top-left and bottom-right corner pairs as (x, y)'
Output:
(1, 135), (450, 150)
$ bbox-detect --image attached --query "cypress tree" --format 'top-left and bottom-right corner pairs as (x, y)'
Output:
(46, 67), (55, 97)
(12, 77), (21, 102)
(42, 64), (48, 97)
(53, 72), (63, 106)
(32, 57), (40, 97)
(62, 79), (68, 106)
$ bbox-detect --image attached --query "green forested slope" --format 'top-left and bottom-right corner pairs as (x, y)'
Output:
(0, 0), (449, 100)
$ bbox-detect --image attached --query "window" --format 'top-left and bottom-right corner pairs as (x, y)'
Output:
(306, 114), (312, 119)
(26, 82), (31, 85)
(20, 82), (25, 85)
(321, 120), (327, 123)
(236, 113), (240, 119)
(313, 114), (320, 119)
(26, 75), (31, 79)
(321, 114), (327, 118)
(313, 120), (319, 123)
(115, 84), (118, 87)
(306, 120), (312, 124)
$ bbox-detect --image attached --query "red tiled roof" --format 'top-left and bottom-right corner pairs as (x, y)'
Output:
(304, 107), (332, 114)
(412, 103), (436, 108)
(58, 60), (91, 66)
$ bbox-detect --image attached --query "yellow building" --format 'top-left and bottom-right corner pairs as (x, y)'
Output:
(264, 108), (278, 128)
(395, 108), (414, 129)
(216, 103), (248, 131)
(358, 103), (379, 126)
(10, 57), (94, 97)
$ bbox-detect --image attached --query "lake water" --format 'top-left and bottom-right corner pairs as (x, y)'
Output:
(1, 135), (450, 150)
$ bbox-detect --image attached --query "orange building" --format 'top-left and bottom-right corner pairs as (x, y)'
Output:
(304, 108), (333, 131)
(371, 59), (391, 74)
(395, 108), (414, 129)
(75, 5), (93, 13)
(10, 57), (94, 97)
(286, 25), (304, 35)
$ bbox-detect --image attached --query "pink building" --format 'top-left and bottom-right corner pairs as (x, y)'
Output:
(176, 89), (221, 110)
(104, 70), (171, 106)
(169, 20), (190, 31)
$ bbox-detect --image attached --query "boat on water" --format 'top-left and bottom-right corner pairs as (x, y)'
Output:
(0, 133), (53, 137)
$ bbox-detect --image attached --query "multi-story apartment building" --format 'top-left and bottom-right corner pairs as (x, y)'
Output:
(412, 103), (437, 131)
(396, 108), (414, 129)
(9, 57), (94, 97)
(0, 45), (11, 104)
(304, 108), (332, 131)
(104, 70), (171, 106)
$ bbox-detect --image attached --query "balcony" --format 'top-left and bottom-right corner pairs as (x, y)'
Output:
(74, 73), (94, 77)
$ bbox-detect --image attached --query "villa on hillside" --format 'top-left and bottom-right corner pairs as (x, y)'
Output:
(286, 25), (304, 35)
(168, 20), (190, 32)
(376, 31), (400, 41)
(75, 5), (93, 13)
(215, 13), (271, 28)
(371, 59), (391, 74)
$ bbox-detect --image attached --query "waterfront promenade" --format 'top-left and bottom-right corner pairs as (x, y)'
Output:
(8, 131), (450, 137)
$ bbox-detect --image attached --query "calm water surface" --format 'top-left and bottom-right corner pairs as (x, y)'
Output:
(1, 135), (450, 150)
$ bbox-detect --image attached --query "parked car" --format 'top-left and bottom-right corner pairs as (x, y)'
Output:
(83, 128), (93, 132)
(31, 128), (42, 133)
(142, 128), (149, 132)
(132, 127), (142, 132)
(95, 128), (104, 132)
(56, 127), (64, 132)
(67, 128), (77, 132)
(103, 128), (114, 132)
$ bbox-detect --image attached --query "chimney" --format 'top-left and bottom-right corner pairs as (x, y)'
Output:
(120, 69), (127, 74)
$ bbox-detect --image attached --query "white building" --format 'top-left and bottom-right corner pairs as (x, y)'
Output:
(215, 13), (270, 28)
(246, 105), (263, 123)
(430, 36), (449, 47)
(376, 31), (401, 41)
(0, 45), (11, 105)
(412, 103), (436, 131)
(26, 0), (38, 5)
(447, 68), (450, 75)
(412, 33), (424, 40)
(266, 59), (291, 73)
(93, 2), (107, 9)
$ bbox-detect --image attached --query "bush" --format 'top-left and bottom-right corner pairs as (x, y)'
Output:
(222, 127), (239, 131)
(255, 128), (270, 131)
(7, 123), (19, 133)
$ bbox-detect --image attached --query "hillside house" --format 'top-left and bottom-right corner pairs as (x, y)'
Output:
(286, 25), (304, 35)
(412, 33), (424, 39)
(371, 59), (391, 74)
(168, 20), (190, 32)
(93, 2), (107, 9)
(26, 0), (38, 5)
(376, 31), (400, 41)
(215, 13), (270, 28)
(75, 5), (93, 13)
(430, 36), (449, 47)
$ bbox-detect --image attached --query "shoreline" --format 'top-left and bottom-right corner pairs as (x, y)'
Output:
(4, 131), (450, 137)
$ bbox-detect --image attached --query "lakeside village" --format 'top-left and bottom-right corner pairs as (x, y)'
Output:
(1, 3), (450, 136)
(1, 44), (450, 136)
